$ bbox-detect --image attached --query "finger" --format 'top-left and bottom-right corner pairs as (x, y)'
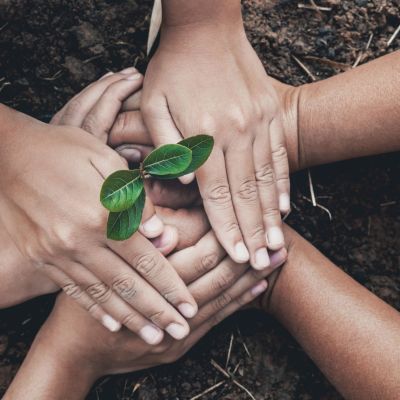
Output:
(85, 247), (192, 340)
(57, 68), (139, 127)
(197, 148), (248, 264)
(139, 196), (164, 239)
(146, 179), (200, 210)
(225, 140), (270, 270)
(122, 89), (142, 111)
(82, 74), (144, 142)
(141, 95), (192, 184)
(39, 263), (122, 333)
(109, 111), (151, 147)
(253, 129), (284, 251)
(168, 231), (226, 284)
(116, 144), (153, 163)
(58, 259), (166, 345)
(189, 248), (287, 330)
(107, 233), (198, 320)
(151, 225), (179, 256)
(189, 280), (268, 339)
(270, 118), (291, 214)
(154, 206), (209, 250)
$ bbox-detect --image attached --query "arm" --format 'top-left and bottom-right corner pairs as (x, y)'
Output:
(260, 226), (400, 399)
(284, 50), (400, 171)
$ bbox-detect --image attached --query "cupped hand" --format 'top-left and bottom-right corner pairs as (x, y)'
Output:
(34, 206), (287, 381)
(0, 71), (199, 344)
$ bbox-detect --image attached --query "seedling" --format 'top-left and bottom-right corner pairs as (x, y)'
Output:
(100, 135), (214, 240)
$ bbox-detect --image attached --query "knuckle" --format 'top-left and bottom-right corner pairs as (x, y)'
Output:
(204, 182), (231, 206)
(248, 224), (265, 241)
(222, 220), (240, 234)
(87, 208), (107, 232)
(62, 282), (82, 299)
(134, 253), (161, 278)
(53, 224), (79, 253)
(228, 107), (248, 133)
(214, 292), (232, 311)
(197, 252), (219, 275)
(147, 310), (166, 326)
(81, 113), (99, 134)
(236, 178), (258, 202)
(103, 148), (126, 167)
(120, 312), (140, 328)
(64, 98), (82, 117)
(198, 113), (217, 134)
(112, 274), (137, 300)
(263, 207), (280, 220)
(272, 145), (288, 162)
(86, 282), (112, 303)
(255, 163), (275, 185)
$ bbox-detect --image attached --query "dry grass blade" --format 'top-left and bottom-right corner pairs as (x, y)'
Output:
(387, 24), (400, 47)
(298, 3), (332, 11)
(307, 169), (317, 206)
(302, 195), (333, 220)
(292, 55), (317, 81)
(189, 380), (225, 400)
(225, 333), (234, 369)
(147, 0), (162, 55)
(303, 56), (350, 71)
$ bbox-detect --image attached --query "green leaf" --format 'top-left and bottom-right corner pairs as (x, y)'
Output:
(100, 170), (144, 212)
(143, 144), (192, 176)
(158, 135), (214, 179)
(107, 190), (145, 241)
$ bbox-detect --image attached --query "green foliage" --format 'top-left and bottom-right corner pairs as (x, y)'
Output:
(143, 143), (192, 176)
(100, 170), (143, 212)
(100, 135), (214, 241)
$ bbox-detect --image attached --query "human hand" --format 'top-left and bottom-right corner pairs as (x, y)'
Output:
(141, 7), (290, 270)
(0, 83), (198, 344)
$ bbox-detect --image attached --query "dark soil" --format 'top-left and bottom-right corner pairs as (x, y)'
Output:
(0, 0), (399, 399)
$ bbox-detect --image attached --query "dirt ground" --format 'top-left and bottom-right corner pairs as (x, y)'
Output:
(0, 0), (399, 399)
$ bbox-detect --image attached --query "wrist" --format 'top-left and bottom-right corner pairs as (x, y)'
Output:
(161, 0), (242, 28)
(160, 0), (245, 49)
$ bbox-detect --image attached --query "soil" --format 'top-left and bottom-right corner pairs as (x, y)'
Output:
(0, 0), (399, 399)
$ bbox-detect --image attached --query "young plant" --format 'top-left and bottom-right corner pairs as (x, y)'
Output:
(100, 135), (214, 240)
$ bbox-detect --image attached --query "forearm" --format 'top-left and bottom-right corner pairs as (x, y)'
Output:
(264, 227), (400, 399)
(295, 51), (400, 170)
(4, 332), (97, 400)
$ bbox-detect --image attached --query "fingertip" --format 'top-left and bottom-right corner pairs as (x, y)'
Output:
(279, 193), (291, 214)
(101, 315), (122, 332)
(139, 324), (164, 345)
(179, 172), (195, 185)
(234, 241), (250, 263)
(250, 280), (268, 297)
(139, 215), (164, 239)
(266, 227), (285, 251)
(151, 225), (179, 255)
(166, 322), (190, 340)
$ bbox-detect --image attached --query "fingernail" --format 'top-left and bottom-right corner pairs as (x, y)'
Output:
(279, 193), (291, 214)
(120, 67), (137, 75)
(269, 248), (287, 268)
(178, 303), (197, 318)
(251, 280), (268, 296)
(234, 241), (250, 263)
(125, 73), (142, 81)
(139, 325), (164, 345)
(140, 215), (164, 237)
(267, 227), (285, 249)
(118, 147), (142, 163)
(101, 315), (122, 332)
(166, 323), (189, 340)
(255, 247), (270, 269)
(179, 172), (195, 184)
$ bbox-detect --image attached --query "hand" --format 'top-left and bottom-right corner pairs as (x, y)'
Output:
(0, 74), (198, 344)
(141, 6), (290, 271)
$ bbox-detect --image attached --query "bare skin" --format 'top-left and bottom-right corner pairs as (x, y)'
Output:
(3, 51), (400, 399)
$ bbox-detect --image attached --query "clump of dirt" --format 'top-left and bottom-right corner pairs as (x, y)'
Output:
(0, 0), (399, 399)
